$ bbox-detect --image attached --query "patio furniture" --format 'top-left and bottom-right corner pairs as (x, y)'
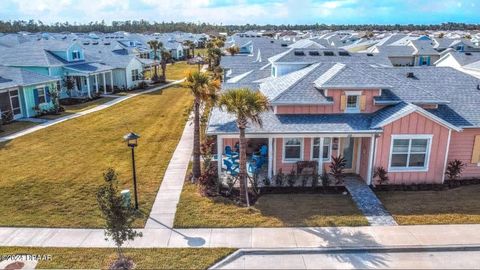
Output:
(223, 158), (239, 176)
(224, 145), (239, 159)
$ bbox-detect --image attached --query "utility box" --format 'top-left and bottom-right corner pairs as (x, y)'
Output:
(121, 189), (131, 208)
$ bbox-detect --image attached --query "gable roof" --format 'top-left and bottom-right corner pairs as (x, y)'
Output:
(370, 102), (461, 131)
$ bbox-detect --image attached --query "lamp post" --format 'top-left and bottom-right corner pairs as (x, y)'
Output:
(124, 132), (140, 210)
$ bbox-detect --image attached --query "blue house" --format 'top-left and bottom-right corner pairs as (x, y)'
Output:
(0, 66), (59, 120)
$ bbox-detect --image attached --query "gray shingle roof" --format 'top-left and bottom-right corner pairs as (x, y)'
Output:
(207, 107), (380, 135)
(0, 66), (58, 89)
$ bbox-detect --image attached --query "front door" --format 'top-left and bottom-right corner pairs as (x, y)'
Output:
(340, 137), (358, 173)
(9, 89), (22, 119)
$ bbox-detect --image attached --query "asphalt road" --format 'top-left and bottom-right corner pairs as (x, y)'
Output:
(212, 248), (480, 269)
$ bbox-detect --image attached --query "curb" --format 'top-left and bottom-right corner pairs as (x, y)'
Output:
(209, 244), (480, 269)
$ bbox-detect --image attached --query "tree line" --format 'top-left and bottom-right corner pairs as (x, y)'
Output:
(0, 20), (479, 34)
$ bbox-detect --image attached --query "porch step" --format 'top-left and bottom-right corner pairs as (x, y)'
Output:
(344, 178), (398, 226)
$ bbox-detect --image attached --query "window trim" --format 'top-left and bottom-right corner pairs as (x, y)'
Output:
(345, 91), (361, 113)
(37, 87), (47, 105)
(282, 138), (304, 163)
(388, 134), (433, 172)
(131, 69), (140, 81)
(311, 137), (332, 162)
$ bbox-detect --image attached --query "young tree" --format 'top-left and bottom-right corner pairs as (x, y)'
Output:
(218, 88), (269, 206)
(96, 168), (142, 269)
(184, 71), (221, 180)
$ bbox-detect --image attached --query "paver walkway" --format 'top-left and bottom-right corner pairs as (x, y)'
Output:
(344, 178), (397, 226)
(1, 225), (480, 248)
(145, 116), (193, 228)
(0, 80), (183, 143)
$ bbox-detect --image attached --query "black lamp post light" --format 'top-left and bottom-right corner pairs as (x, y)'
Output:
(124, 132), (140, 210)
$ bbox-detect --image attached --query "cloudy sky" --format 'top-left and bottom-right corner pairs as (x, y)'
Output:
(0, 0), (479, 25)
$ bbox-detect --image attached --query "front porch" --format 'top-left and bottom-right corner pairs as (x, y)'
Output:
(63, 64), (115, 99)
(215, 134), (378, 187)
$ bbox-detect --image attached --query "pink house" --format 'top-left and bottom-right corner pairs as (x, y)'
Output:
(210, 49), (480, 185)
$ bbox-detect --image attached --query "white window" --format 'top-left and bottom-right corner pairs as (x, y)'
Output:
(283, 138), (303, 162)
(72, 50), (81, 60)
(345, 91), (361, 112)
(389, 135), (432, 171)
(131, 69), (140, 81)
(312, 138), (332, 161)
(37, 87), (46, 104)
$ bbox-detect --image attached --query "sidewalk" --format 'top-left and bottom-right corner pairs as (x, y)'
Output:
(145, 116), (193, 228)
(1, 225), (480, 249)
(0, 80), (183, 143)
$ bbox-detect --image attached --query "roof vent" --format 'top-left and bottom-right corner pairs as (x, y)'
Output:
(294, 51), (305, 56)
(406, 72), (415, 78)
(324, 51), (335, 56)
(270, 40), (274, 43)
(366, 53), (374, 56)
(466, 52), (472, 56)
(309, 51), (320, 56)
(281, 43), (288, 47)
(477, 84), (480, 90)
(339, 51), (350, 56)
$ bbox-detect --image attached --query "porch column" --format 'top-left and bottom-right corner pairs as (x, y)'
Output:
(23, 90), (30, 118)
(268, 137), (273, 179)
(103, 72), (107, 95)
(95, 74), (99, 94)
(110, 71), (114, 91)
(217, 135), (223, 179)
(367, 134), (375, 185)
(86, 76), (92, 99)
(318, 137), (324, 175)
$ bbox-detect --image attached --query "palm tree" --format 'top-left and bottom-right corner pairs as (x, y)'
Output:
(226, 46), (239, 56)
(218, 88), (269, 206)
(184, 71), (221, 180)
(183, 40), (195, 58)
(158, 42), (171, 83)
(147, 40), (160, 81)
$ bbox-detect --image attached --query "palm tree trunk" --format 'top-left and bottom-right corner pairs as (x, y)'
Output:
(192, 98), (201, 180)
(192, 47), (195, 57)
(238, 124), (249, 206)
(161, 62), (166, 82)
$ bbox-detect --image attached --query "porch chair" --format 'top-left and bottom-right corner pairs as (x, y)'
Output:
(223, 159), (239, 176)
(224, 146), (239, 159)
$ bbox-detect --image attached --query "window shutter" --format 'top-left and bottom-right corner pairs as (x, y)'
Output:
(471, 135), (480, 163)
(340, 95), (346, 111)
(33, 89), (39, 105)
(360, 95), (367, 111)
(45, 86), (51, 103)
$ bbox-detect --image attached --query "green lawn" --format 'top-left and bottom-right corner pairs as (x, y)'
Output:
(0, 85), (192, 227)
(377, 185), (480, 225)
(41, 97), (117, 120)
(174, 182), (369, 228)
(166, 61), (200, 81)
(0, 247), (234, 269)
(0, 121), (39, 137)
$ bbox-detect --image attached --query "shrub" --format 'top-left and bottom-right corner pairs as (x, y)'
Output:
(275, 169), (285, 186)
(329, 155), (346, 185)
(301, 175), (309, 187)
(311, 172), (319, 188)
(262, 176), (271, 186)
(445, 159), (466, 181)
(287, 168), (296, 187)
(321, 172), (331, 187)
(138, 81), (148, 89)
(373, 166), (389, 185)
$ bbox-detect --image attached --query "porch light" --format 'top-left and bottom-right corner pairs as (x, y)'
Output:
(124, 132), (140, 147)
(123, 132), (140, 210)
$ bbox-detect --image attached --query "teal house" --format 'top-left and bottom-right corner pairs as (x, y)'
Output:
(0, 66), (59, 120)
